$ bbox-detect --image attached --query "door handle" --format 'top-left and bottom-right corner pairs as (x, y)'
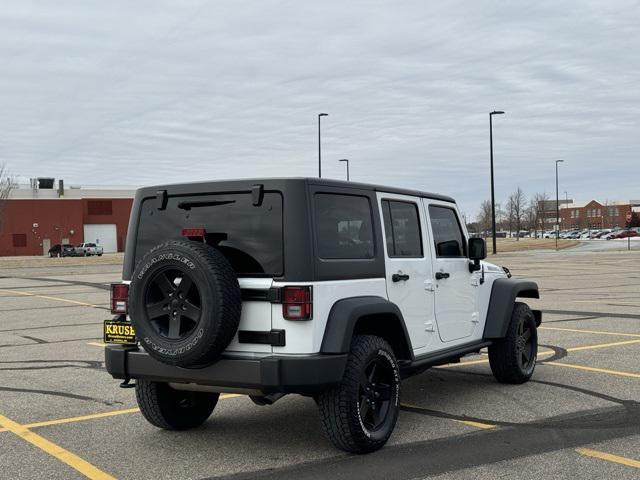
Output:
(392, 273), (410, 282)
(435, 271), (450, 280)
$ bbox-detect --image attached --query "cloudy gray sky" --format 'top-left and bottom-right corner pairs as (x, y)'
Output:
(1, 0), (639, 218)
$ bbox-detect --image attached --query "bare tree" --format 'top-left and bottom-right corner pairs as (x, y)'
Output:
(530, 192), (549, 236)
(508, 187), (526, 240)
(0, 163), (15, 234)
(505, 196), (515, 237)
(524, 203), (536, 236)
(477, 200), (493, 238)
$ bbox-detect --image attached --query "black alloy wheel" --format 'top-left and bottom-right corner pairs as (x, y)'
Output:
(145, 267), (202, 340)
(358, 357), (394, 432)
(515, 315), (535, 371)
(128, 240), (241, 367)
(489, 302), (538, 384)
(318, 335), (401, 453)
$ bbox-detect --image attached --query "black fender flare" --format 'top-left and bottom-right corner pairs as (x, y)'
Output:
(320, 296), (413, 360)
(483, 278), (540, 339)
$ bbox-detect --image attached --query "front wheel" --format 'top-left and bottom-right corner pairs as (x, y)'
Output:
(489, 302), (538, 384)
(135, 380), (218, 430)
(318, 335), (401, 453)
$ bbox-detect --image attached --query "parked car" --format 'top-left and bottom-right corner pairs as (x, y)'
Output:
(543, 231), (557, 239)
(48, 244), (76, 257)
(75, 242), (104, 256)
(605, 231), (620, 240)
(616, 230), (638, 239)
(593, 229), (611, 238)
(104, 178), (541, 454)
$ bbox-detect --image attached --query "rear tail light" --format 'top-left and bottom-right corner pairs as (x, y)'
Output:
(111, 283), (129, 314)
(181, 228), (206, 240)
(281, 286), (312, 321)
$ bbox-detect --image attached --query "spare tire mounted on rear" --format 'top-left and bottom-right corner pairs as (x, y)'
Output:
(129, 240), (241, 367)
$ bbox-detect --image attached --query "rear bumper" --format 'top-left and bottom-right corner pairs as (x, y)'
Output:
(105, 345), (348, 394)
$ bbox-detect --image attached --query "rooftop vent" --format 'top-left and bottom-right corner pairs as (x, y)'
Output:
(37, 178), (55, 189)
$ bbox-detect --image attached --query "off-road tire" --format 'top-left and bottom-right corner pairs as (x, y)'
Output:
(129, 240), (241, 367)
(135, 379), (218, 430)
(318, 335), (401, 454)
(489, 302), (538, 384)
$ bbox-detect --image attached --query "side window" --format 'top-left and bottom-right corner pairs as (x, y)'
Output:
(315, 193), (375, 259)
(382, 200), (423, 257)
(428, 205), (466, 257)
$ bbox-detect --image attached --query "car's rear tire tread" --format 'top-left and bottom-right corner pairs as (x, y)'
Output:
(135, 379), (218, 430)
(318, 335), (400, 453)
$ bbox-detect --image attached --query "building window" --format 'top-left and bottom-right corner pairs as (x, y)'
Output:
(87, 200), (113, 215)
(12, 234), (27, 247)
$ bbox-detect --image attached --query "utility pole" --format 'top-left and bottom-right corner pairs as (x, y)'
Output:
(318, 113), (328, 177)
(489, 110), (505, 254)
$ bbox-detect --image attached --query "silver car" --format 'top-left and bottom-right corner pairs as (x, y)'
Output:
(75, 242), (104, 256)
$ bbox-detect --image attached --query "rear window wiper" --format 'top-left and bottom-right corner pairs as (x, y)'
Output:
(177, 200), (236, 210)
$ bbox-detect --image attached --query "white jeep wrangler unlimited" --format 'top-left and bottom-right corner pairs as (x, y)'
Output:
(105, 178), (540, 453)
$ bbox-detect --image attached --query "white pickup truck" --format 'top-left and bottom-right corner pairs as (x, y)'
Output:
(75, 242), (103, 256)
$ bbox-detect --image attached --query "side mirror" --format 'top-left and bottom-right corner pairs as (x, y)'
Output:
(468, 238), (486, 272)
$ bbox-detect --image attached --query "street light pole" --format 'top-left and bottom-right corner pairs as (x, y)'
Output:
(318, 113), (328, 178)
(555, 160), (564, 251)
(489, 110), (505, 255)
(338, 159), (349, 181)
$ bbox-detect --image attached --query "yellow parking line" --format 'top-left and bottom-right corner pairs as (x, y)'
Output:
(402, 403), (496, 429)
(87, 342), (106, 348)
(23, 408), (140, 429)
(544, 362), (640, 379)
(0, 393), (242, 433)
(576, 447), (640, 469)
(0, 288), (99, 308)
(0, 413), (115, 480)
(540, 326), (640, 338)
(440, 338), (640, 370)
(438, 349), (555, 369)
(453, 419), (496, 429)
(566, 339), (640, 352)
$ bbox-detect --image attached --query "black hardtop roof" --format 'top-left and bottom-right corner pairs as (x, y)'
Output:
(137, 177), (455, 203)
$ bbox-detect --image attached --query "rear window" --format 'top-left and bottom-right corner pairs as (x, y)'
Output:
(314, 193), (374, 259)
(137, 191), (283, 276)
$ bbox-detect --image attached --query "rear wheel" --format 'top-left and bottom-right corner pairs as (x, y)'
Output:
(489, 302), (537, 384)
(318, 335), (400, 453)
(135, 379), (218, 430)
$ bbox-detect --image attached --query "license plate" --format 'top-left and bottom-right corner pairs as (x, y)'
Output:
(103, 320), (137, 344)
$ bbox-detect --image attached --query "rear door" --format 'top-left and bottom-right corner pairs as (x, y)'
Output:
(425, 202), (477, 343)
(378, 193), (434, 352)
(136, 189), (286, 354)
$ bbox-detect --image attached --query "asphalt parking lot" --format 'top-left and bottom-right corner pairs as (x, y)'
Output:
(1, 248), (639, 479)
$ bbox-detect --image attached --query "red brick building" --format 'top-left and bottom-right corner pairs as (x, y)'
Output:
(560, 200), (638, 230)
(0, 180), (134, 256)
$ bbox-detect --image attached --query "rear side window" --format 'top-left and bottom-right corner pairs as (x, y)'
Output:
(428, 205), (466, 257)
(315, 194), (374, 259)
(382, 200), (423, 257)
